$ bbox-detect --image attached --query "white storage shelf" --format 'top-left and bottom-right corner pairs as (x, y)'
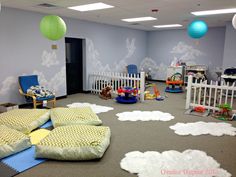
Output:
(184, 65), (207, 83)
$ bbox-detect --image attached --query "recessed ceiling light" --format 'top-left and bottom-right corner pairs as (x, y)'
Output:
(122, 17), (157, 22)
(153, 24), (182, 28)
(191, 8), (236, 16)
(68, 2), (114, 12)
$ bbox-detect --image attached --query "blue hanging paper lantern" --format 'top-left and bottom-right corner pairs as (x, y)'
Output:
(188, 20), (208, 39)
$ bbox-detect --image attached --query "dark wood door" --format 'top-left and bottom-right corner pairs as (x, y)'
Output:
(65, 38), (83, 95)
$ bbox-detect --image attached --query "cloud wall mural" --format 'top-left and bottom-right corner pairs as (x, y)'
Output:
(139, 57), (168, 80)
(143, 41), (206, 80)
(171, 41), (204, 65)
(170, 42), (222, 81)
(41, 50), (59, 67)
(0, 76), (17, 95)
(113, 60), (128, 73)
(124, 38), (136, 59)
(86, 37), (139, 89)
(0, 8), (225, 104)
(87, 37), (137, 73)
(87, 38), (111, 72)
(33, 66), (66, 94)
(114, 37), (136, 72)
(155, 63), (169, 80)
(0, 72), (65, 102)
(0, 50), (65, 103)
(147, 28), (225, 81)
(140, 57), (159, 79)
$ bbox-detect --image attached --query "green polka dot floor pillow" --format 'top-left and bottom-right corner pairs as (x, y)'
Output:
(50, 107), (102, 128)
(0, 125), (31, 159)
(0, 109), (50, 134)
(35, 125), (111, 160)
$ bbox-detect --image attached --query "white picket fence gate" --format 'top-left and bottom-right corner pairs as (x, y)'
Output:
(89, 71), (145, 102)
(186, 75), (236, 112)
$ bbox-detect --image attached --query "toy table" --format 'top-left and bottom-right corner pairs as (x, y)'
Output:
(116, 87), (137, 104)
(165, 80), (183, 93)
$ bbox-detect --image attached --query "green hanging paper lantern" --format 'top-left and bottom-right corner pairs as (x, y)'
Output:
(40, 15), (67, 41)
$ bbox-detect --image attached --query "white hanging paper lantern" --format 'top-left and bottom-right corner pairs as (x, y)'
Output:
(232, 14), (236, 29)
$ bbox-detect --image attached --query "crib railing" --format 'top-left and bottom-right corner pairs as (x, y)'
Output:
(89, 72), (145, 102)
(186, 75), (236, 112)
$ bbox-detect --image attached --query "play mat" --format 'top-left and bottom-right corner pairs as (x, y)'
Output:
(116, 110), (175, 121)
(67, 102), (114, 114)
(170, 122), (236, 136)
(120, 150), (231, 177)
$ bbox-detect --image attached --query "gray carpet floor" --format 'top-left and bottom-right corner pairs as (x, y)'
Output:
(16, 82), (236, 177)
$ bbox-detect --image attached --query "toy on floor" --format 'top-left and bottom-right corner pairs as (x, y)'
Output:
(144, 90), (157, 100)
(144, 84), (165, 101)
(232, 114), (236, 121)
(165, 73), (183, 93)
(212, 104), (234, 121)
(185, 105), (210, 117)
(153, 85), (165, 101)
(156, 95), (165, 101)
(99, 85), (112, 100)
(144, 83), (154, 96)
(194, 106), (206, 113)
(116, 87), (137, 104)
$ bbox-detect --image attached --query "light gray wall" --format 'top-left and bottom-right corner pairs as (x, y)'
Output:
(64, 17), (147, 90)
(223, 22), (236, 69)
(0, 7), (233, 105)
(0, 7), (66, 104)
(0, 7), (147, 104)
(146, 27), (226, 80)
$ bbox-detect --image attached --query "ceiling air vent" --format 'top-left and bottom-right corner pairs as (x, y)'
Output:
(37, 3), (58, 8)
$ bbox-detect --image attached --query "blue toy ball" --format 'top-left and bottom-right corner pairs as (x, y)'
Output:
(188, 20), (208, 39)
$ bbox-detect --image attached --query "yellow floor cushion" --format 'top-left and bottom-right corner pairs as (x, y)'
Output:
(35, 125), (111, 160)
(50, 107), (102, 128)
(29, 129), (51, 145)
(0, 109), (50, 134)
(0, 125), (31, 159)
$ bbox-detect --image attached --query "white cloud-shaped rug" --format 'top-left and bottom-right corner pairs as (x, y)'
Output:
(116, 111), (174, 121)
(67, 102), (114, 114)
(120, 150), (231, 177)
(170, 122), (236, 136)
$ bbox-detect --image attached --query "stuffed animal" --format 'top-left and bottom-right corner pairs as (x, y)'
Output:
(99, 86), (112, 100)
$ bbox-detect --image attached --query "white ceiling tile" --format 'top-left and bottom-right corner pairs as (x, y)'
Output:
(2, 0), (236, 30)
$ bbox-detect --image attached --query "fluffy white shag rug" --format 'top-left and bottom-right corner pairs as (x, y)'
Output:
(67, 102), (114, 114)
(116, 110), (174, 121)
(170, 121), (236, 136)
(120, 150), (231, 177)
